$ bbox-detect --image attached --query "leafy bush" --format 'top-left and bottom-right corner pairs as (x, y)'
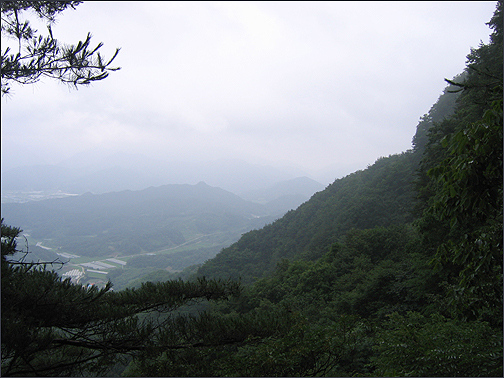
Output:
(372, 311), (503, 377)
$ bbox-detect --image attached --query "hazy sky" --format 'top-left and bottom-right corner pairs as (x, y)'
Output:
(1, 1), (498, 181)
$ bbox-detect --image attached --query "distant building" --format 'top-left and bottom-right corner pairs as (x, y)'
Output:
(62, 268), (84, 284)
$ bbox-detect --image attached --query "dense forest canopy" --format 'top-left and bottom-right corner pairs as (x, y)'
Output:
(1, 1), (502, 376)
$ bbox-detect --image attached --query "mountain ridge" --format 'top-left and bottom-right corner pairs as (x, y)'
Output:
(1, 155), (312, 196)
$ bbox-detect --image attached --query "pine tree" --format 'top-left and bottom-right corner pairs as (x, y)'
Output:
(1, 219), (249, 376)
(1, 1), (120, 95)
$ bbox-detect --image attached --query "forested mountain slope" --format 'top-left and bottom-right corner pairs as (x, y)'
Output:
(191, 5), (502, 376)
(197, 81), (460, 283)
(198, 151), (418, 283)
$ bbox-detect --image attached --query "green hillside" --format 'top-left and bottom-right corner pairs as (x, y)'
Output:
(1, 182), (276, 257)
(198, 151), (418, 283)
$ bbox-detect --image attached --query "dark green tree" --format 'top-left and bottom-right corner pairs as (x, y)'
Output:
(427, 96), (503, 322)
(1, 1), (120, 95)
(419, 1), (503, 323)
(372, 311), (503, 377)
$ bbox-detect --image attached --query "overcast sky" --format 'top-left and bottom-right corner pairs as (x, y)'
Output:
(1, 1), (498, 182)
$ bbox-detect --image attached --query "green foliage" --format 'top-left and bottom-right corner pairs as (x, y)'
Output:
(122, 306), (296, 376)
(1, 0), (120, 95)
(426, 98), (503, 322)
(1, 218), (22, 258)
(416, 1), (502, 219)
(414, 1), (503, 326)
(373, 311), (503, 377)
(429, 98), (502, 229)
(222, 315), (373, 377)
(127, 310), (373, 377)
(225, 224), (430, 325)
